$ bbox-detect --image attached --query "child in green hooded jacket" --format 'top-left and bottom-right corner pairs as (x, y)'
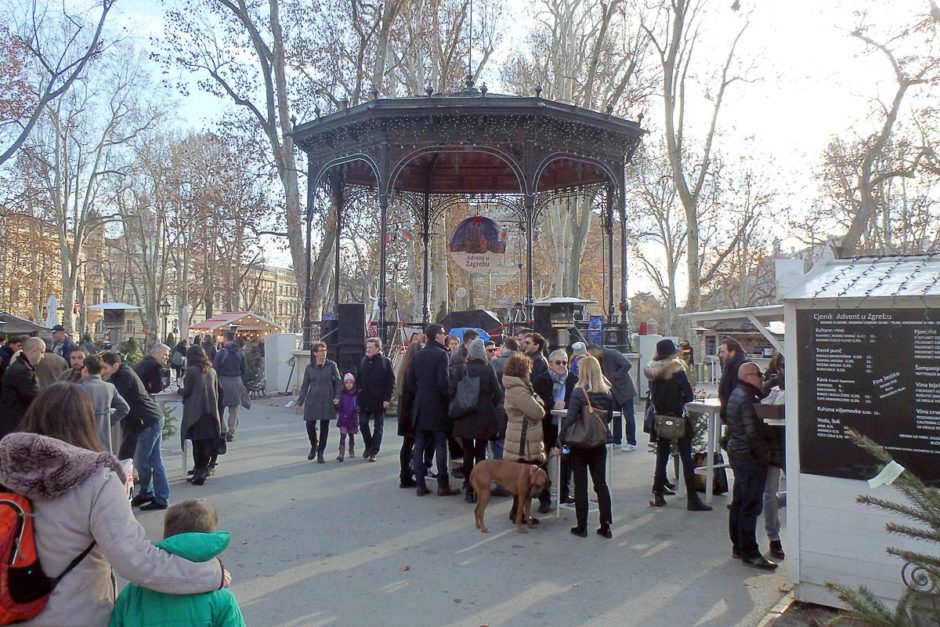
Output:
(109, 500), (245, 626)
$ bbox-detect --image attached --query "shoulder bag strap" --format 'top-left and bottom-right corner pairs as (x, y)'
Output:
(50, 541), (97, 588)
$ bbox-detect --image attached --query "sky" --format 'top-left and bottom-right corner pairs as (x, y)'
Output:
(106, 0), (931, 300)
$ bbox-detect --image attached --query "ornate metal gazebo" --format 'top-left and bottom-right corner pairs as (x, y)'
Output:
(291, 80), (645, 346)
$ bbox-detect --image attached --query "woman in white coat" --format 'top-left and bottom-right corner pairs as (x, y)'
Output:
(0, 383), (230, 626)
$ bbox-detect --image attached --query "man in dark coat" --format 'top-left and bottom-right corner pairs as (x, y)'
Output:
(357, 337), (395, 462)
(0, 337), (44, 437)
(0, 335), (24, 383)
(725, 361), (777, 571)
(407, 323), (460, 497)
(101, 351), (169, 510)
(135, 343), (171, 396)
(533, 348), (577, 510)
(718, 338), (748, 420)
(588, 343), (639, 450)
(522, 332), (549, 377)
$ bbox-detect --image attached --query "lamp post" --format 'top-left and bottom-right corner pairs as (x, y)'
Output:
(160, 299), (171, 343)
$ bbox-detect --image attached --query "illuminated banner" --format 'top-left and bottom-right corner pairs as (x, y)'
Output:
(448, 216), (506, 274)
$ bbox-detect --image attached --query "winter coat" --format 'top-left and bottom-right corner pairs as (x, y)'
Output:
(450, 359), (503, 441)
(598, 347), (637, 405)
(213, 344), (246, 378)
(179, 366), (221, 445)
(109, 531), (245, 627)
(134, 356), (166, 396)
(529, 353), (549, 378)
(80, 375), (130, 455)
(336, 389), (359, 432)
(35, 351), (69, 389)
(407, 340), (450, 432)
(0, 354), (39, 437)
(491, 349), (515, 383)
(532, 370), (577, 425)
(0, 433), (224, 627)
(0, 344), (14, 379)
(559, 388), (614, 446)
(202, 340), (218, 361)
(502, 375), (546, 463)
(109, 364), (162, 429)
(297, 360), (341, 422)
(644, 358), (695, 441)
(725, 380), (771, 465)
(397, 380), (416, 437)
(357, 353), (395, 413)
(718, 351), (749, 419)
(53, 336), (78, 364)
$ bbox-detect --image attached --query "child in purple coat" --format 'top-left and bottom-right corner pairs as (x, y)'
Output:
(336, 373), (359, 462)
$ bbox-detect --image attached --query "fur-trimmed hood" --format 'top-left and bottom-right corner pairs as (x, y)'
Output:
(0, 432), (124, 500)
(644, 358), (687, 382)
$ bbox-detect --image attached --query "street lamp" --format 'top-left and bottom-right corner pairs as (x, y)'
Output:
(160, 299), (171, 342)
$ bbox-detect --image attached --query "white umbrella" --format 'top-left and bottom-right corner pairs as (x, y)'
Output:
(44, 295), (58, 328)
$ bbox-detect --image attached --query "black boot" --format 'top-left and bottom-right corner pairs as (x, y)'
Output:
(687, 493), (713, 511)
(191, 468), (208, 486)
(649, 493), (667, 507)
(307, 446), (317, 461)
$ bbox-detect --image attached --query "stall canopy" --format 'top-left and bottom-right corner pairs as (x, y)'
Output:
(190, 312), (281, 336)
(0, 311), (51, 335)
(680, 304), (785, 352)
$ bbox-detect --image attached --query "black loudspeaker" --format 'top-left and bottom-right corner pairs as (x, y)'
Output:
(319, 319), (338, 344)
(336, 303), (366, 345)
(336, 345), (364, 378)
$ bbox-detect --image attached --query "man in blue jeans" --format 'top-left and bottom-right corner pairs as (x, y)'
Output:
(357, 337), (395, 462)
(406, 324), (460, 497)
(588, 344), (638, 450)
(725, 361), (777, 570)
(101, 351), (169, 510)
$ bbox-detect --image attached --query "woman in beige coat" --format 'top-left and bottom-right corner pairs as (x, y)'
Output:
(0, 383), (229, 626)
(502, 353), (547, 464)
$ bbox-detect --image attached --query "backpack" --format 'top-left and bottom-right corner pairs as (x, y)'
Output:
(170, 350), (184, 367)
(448, 365), (480, 420)
(0, 490), (95, 624)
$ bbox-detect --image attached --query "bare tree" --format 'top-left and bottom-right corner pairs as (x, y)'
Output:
(0, 0), (115, 165)
(642, 0), (752, 314)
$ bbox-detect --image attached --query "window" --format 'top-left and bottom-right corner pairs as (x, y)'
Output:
(92, 288), (102, 305)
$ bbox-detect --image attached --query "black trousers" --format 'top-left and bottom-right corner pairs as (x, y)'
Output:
(570, 446), (612, 530)
(400, 435), (415, 482)
(192, 438), (216, 471)
(305, 419), (330, 454)
(118, 420), (142, 460)
(461, 438), (488, 486)
(653, 436), (697, 496)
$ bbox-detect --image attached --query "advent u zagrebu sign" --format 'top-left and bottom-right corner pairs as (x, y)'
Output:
(449, 216), (506, 274)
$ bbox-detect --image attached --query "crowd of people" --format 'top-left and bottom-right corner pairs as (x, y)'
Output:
(0, 323), (787, 624)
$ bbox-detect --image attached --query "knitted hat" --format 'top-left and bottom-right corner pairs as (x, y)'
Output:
(343, 373), (355, 384)
(571, 342), (588, 357)
(654, 339), (680, 361)
(468, 338), (486, 360)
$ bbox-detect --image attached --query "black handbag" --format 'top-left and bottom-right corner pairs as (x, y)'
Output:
(565, 391), (609, 449)
(448, 365), (479, 420)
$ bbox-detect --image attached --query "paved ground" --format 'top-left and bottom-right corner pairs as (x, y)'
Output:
(134, 398), (789, 626)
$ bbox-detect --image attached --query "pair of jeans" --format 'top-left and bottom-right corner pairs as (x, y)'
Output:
(461, 438), (488, 486)
(653, 436), (697, 495)
(489, 438), (504, 460)
(413, 429), (449, 488)
(611, 400), (637, 446)
(135, 418), (169, 505)
(359, 411), (384, 456)
(224, 404), (239, 435)
(305, 419), (330, 454)
(729, 458), (769, 558)
(764, 465), (783, 541)
(570, 446), (611, 530)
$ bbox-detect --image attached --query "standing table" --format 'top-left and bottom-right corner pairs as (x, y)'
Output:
(550, 409), (619, 518)
(684, 398), (724, 504)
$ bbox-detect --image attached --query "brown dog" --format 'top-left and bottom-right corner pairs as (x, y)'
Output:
(469, 459), (549, 534)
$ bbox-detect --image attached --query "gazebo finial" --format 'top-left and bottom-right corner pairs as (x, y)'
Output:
(480, 82), (488, 97)
(535, 83), (542, 98)
(465, 73), (474, 90)
(370, 85), (379, 100)
(424, 82), (434, 97)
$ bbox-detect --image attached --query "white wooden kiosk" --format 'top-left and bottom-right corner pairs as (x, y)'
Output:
(781, 255), (940, 609)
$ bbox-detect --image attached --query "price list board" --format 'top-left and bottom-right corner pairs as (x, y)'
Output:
(797, 308), (940, 485)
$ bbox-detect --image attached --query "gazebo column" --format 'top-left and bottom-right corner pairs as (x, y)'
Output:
(378, 194), (390, 344)
(524, 194), (536, 321)
(421, 192), (431, 324)
(302, 163), (315, 350)
(605, 186), (615, 321)
(619, 175), (630, 340)
(332, 174), (345, 314)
